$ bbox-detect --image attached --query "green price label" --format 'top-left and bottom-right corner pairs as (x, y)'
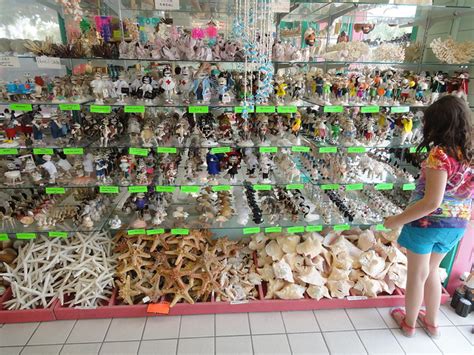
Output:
(212, 185), (231, 192)
(124, 105), (145, 113)
(128, 229), (146, 235)
(361, 106), (380, 113)
(277, 105), (297, 113)
(49, 231), (68, 238)
(333, 224), (350, 231)
(265, 226), (282, 233)
(253, 184), (272, 191)
(409, 147), (428, 153)
(243, 227), (261, 235)
(0, 233), (8, 241)
(346, 183), (364, 191)
(155, 186), (176, 193)
(375, 183), (394, 190)
(321, 184), (340, 190)
(0, 148), (18, 155)
(375, 224), (390, 231)
(146, 229), (165, 235)
(46, 187), (65, 194)
(63, 148), (84, 155)
(347, 147), (367, 154)
(90, 105), (111, 113)
(171, 228), (189, 235)
(287, 226), (305, 233)
(324, 105), (343, 113)
(256, 106), (276, 113)
(306, 225), (323, 232)
(259, 147), (278, 153)
(59, 103), (80, 111)
(189, 106), (209, 113)
(33, 148), (54, 155)
(211, 147), (231, 154)
(157, 147), (177, 154)
(16, 233), (36, 239)
(403, 183), (416, 191)
(128, 186), (148, 193)
(319, 147), (337, 153)
(291, 146), (310, 153)
(10, 103), (32, 111)
(234, 106), (255, 113)
(391, 106), (410, 113)
(286, 184), (304, 190)
(181, 186), (200, 193)
(99, 185), (119, 194)
(129, 147), (149, 156)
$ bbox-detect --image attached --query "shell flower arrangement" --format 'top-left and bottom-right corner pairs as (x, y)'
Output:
(430, 37), (474, 64)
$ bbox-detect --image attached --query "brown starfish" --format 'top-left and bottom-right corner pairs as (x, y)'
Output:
(117, 275), (142, 305)
(164, 245), (197, 265)
(163, 278), (196, 307)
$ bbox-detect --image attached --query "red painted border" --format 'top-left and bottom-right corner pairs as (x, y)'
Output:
(0, 288), (56, 323)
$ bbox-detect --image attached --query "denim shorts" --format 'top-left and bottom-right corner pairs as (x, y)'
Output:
(398, 225), (465, 254)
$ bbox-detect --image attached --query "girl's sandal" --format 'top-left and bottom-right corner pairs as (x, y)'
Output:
(418, 310), (440, 339)
(391, 308), (416, 337)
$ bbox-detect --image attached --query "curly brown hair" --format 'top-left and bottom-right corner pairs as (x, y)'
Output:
(417, 95), (472, 164)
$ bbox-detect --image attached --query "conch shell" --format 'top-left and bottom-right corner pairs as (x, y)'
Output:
(265, 240), (284, 261)
(354, 276), (384, 297)
(359, 250), (386, 279)
(249, 233), (268, 250)
(265, 278), (285, 299)
(297, 268), (327, 286)
(357, 230), (376, 251)
(275, 283), (306, 300)
(328, 267), (351, 281)
(296, 235), (323, 258)
(327, 280), (354, 299)
(257, 264), (275, 282)
(277, 235), (300, 253)
(273, 259), (294, 282)
(387, 263), (407, 289)
(307, 285), (331, 300)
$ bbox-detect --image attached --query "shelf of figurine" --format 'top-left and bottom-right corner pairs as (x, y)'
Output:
(0, 188), (115, 235)
(302, 67), (470, 107)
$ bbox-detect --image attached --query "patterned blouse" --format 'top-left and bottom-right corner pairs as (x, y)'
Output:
(409, 146), (473, 228)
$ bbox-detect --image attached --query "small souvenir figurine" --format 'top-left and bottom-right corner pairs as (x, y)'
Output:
(109, 215), (122, 229)
(173, 206), (189, 221)
(50, 114), (67, 140)
(412, 110), (423, 143)
(3, 109), (19, 141)
(83, 153), (95, 178)
(57, 152), (73, 178)
(114, 72), (130, 104)
(95, 156), (108, 183)
(454, 72), (469, 103)
(177, 66), (193, 103)
(152, 205), (167, 225)
(400, 113), (413, 145)
(70, 122), (82, 143)
(90, 73), (105, 104)
(322, 77), (332, 104)
(132, 193), (148, 228)
(330, 119), (341, 143)
(291, 73), (305, 102)
(304, 27), (317, 58)
(119, 155), (131, 183)
(245, 150), (259, 178)
(227, 154), (240, 183)
(130, 73), (142, 97)
(140, 75), (154, 103)
(159, 67), (176, 103)
(32, 116), (46, 143)
(41, 155), (58, 184)
(274, 74), (287, 104)
(260, 153), (274, 183)
(206, 152), (221, 177)
(193, 70), (211, 103)
(431, 71), (446, 104)
(291, 111), (302, 137)
(364, 120), (375, 144)
(314, 119), (328, 142)
(217, 77), (231, 104)
(141, 124), (156, 147)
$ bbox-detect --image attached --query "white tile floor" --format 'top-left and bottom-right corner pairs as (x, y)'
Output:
(0, 306), (472, 355)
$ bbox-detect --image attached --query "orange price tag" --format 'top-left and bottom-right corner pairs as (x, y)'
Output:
(147, 302), (170, 314)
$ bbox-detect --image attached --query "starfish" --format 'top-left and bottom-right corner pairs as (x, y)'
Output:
(117, 275), (141, 305)
(213, 237), (239, 256)
(162, 278), (196, 307)
(119, 240), (152, 274)
(148, 251), (172, 270)
(164, 245), (197, 265)
(134, 273), (164, 302)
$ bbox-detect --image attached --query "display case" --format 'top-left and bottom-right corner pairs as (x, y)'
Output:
(0, 0), (470, 322)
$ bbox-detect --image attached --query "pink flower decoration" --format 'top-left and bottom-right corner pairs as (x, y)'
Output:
(191, 28), (205, 39)
(206, 25), (218, 38)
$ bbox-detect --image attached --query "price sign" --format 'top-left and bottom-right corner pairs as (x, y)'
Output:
(324, 105), (343, 113)
(49, 231), (68, 238)
(16, 233), (36, 239)
(128, 229), (146, 235)
(375, 183), (394, 190)
(286, 184), (304, 190)
(9, 103), (32, 111)
(346, 183), (364, 191)
(319, 147), (337, 153)
(36, 56), (61, 69)
(155, 186), (176, 193)
(90, 105), (111, 113)
(171, 228), (189, 235)
(59, 104), (80, 111)
(409, 147), (428, 153)
(189, 106), (209, 113)
(333, 224), (350, 231)
(243, 227), (261, 235)
(129, 148), (148, 156)
(291, 146), (310, 153)
(147, 302), (170, 314)
(211, 147), (231, 154)
(361, 106), (380, 113)
(256, 106), (276, 113)
(253, 184), (271, 191)
(234, 106), (255, 113)
(0, 148), (18, 155)
(63, 148), (84, 155)
(46, 187), (65, 194)
(0, 56), (20, 68)
(403, 183), (416, 191)
(33, 148), (54, 155)
(146, 229), (165, 235)
(287, 226), (305, 233)
(347, 147), (367, 153)
(391, 106), (410, 113)
(259, 147), (278, 153)
(155, 0), (180, 10)
(99, 186), (119, 194)
(181, 186), (200, 193)
(306, 225), (323, 232)
(277, 105), (297, 113)
(321, 184), (340, 190)
(124, 105), (145, 113)
(157, 147), (177, 154)
(0, 233), (8, 241)
(212, 185), (231, 192)
(265, 227), (282, 233)
(128, 186), (148, 193)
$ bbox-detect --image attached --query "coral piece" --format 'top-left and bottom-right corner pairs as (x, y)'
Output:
(430, 37), (474, 64)
(372, 43), (405, 62)
(275, 283), (306, 300)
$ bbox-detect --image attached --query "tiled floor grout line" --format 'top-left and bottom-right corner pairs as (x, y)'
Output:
(344, 309), (369, 355)
(137, 316), (148, 355)
(279, 311), (293, 355)
(98, 318), (114, 354)
(312, 310), (330, 353)
(247, 313), (255, 355)
(20, 321), (42, 354)
(175, 316), (182, 355)
(456, 325), (473, 345)
(376, 308), (407, 354)
(58, 319), (78, 354)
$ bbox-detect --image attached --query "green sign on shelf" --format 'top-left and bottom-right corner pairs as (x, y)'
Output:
(0, 148), (18, 155)
(256, 106), (276, 113)
(49, 231), (68, 238)
(346, 183), (364, 191)
(146, 229), (165, 235)
(291, 146), (310, 153)
(129, 147), (148, 156)
(16, 233), (36, 239)
(171, 228), (189, 235)
(259, 146), (278, 153)
(265, 226), (282, 233)
(99, 185), (119, 194)
(287, 226), (305, 233)
(347, 146), (367, 154)
(155, 186), (176, 193)
(59, 103), (80, 111)
(90, 105), (111, 113)
(33, 148), (54, 155)
(391, 106), (410, 113)
(319, 146), (337, 153)
(45, 187), (65, 194)
(128, 229), (146, 235)
(375, 224), (390, 231)
(243, 227), (261, 235)
(253, 184), (272, 191)
(0, 233), (8, 241)
(286, 184), (304, 190)
(124, 105), (145, 113)
(323, 105), (343, 113)
(375, 183), (394, 190)
(211, 147), (231, 154)
(277, 105), (297, 113)
(189, 106), (209, 113)
(157, 147), (177, 154)
(63, 148), (84, 155)
(306, 225), (323, 232)
(321, 184), (340, 190)
(128, 186), (148, 193)
(181, 186), (200, 193)
(234, 106), (255, 113)
(361, 106), (380, 113)
(403, 183), (416, 191)
(333, 224), (350, 231)
(212, 185), (232, 192)
(409, 147), (428, 153)
(9, 103), (32, 111)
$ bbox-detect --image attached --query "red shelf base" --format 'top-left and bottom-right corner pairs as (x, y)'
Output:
(0, 288), (56, 324)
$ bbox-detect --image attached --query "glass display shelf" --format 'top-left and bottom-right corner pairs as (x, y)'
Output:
(292, 0), (474, 8)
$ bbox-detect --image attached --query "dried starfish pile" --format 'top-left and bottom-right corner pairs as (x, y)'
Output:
(249, 228), (407, 300)
(1, 232), (116, 309)
(114, 230), (260, 307)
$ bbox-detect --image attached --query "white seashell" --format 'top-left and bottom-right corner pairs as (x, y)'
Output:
(273, 259), (294, 282)
(265, 240), (284, 261)
(277, 235), (300, 253)
(296, 235), (323, 258)
(357, 230), (376, 251)
(359, 250), (386, 279)
(387, 263), (407, 289)
(307, 285), (331, 300)
(249, 233), (268, 250)
(264, 278), (285, 299)
(257, 264), (275, 282)
(327, 280), (354, 299)
(297, 268), (326, 286)
(275, 283), (306, 300)
(354, 276), (384, 297)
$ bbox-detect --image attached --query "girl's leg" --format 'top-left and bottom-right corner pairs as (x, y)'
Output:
(423, 252), (446, 326)
(405, 250), (431, 327)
